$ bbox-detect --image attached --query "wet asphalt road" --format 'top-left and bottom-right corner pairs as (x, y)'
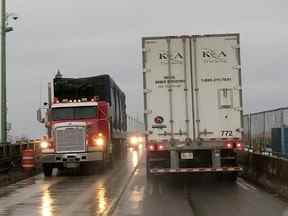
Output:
(0, 149), (142, 216)
(0, 148), (288, 216)
(114, 154), (288, 216)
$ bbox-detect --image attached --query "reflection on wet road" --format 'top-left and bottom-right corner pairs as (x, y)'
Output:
(1, 147), (288, 216)
(114, 155), (288, 216)
(41, 185), (53, 216)
(0, 149), (142, 216)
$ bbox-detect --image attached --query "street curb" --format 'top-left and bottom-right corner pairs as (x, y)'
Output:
(102, 155), (142, 216)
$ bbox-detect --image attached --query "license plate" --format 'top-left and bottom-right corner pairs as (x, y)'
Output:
(181, 152), (194, 159)
(64, 162), (79, 168)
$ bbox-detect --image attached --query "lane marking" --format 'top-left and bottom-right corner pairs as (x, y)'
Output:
(102, 154), (144, 216)
(159, 184), (163, 195)
(237, 181), (251, 191)
(148, 183), (154, 196)
(237, 178), (257, 192)
(239, 179), (257, 191)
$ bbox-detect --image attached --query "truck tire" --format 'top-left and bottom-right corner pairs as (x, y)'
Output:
(43, 164), (53, 177)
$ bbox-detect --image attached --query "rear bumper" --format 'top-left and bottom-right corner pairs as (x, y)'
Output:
(147, 148), (241, 174)
(40, 151), (103, 164)
(150, 167), (242, 174)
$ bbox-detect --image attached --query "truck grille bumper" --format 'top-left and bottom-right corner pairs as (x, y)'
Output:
(55, 127), (86, 153)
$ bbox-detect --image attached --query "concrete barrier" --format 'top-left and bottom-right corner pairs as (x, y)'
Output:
(238, 150), (288, 198)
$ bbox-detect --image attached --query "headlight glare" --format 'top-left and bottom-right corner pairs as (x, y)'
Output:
(40, 141), (49, 149)
(130, 136), (138, 145)
(94, 137), (105, 147)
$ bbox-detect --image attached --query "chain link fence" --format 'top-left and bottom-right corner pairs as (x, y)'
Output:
(244, 107), (288, 158)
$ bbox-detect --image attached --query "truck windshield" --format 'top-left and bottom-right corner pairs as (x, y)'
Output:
(51, 106), (97, 121)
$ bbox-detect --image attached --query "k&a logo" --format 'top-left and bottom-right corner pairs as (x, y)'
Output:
(159, 52), (183, 64)
(201, 49), (227, 63)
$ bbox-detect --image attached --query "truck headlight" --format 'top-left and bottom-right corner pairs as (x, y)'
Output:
(130, 136), (138, 145)
(40, 140), (49, 149)
(94, 137), (105, 147)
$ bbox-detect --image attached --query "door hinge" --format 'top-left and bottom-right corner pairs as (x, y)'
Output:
(144, 109), (152, 114)
(232, 44), (240, 49)
(143, 68), (151, 73)
(143, 89), (152, 94)
(142, 48), (150, 52)
(233, 86), (242, 91)
(234, 107), (243, 112)
(233, 65), (241, 70)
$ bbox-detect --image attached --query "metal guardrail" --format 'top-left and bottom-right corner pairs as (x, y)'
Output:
(243, 147), (288, 160)
(0, 140), (40, 173)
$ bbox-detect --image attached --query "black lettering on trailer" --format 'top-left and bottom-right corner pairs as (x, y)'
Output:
(221, 130), (233, 136)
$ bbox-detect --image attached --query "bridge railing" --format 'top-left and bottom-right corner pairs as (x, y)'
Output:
(0, 140), (40, 172)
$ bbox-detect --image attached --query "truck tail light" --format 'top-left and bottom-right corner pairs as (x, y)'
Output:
(148, 145), (155, 151)
(225, 142), (233, 149)
(147, 144), (165, 151)
(236, 142), (243, 150)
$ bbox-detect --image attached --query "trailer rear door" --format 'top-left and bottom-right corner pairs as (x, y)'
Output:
(143, 37), (195, 143)
(192, 34), (242, 140)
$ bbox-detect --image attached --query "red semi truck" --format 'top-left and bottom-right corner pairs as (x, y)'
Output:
(37, 73), (127, 176)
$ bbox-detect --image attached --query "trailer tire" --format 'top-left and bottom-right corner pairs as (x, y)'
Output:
(43, 164), (53, 177)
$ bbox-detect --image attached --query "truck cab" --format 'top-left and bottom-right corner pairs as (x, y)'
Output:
(40, 99), (111, 176)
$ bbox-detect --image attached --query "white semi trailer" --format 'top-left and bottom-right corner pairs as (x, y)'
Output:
(142, 33), (243, 180)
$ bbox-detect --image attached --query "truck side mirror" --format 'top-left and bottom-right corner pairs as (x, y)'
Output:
(37, 108), (45, 123)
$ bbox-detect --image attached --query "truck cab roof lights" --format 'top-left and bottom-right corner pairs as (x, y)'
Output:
(54, 97), (99, 104)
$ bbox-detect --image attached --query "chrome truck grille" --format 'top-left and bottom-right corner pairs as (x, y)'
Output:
(55, 126), (86, 153)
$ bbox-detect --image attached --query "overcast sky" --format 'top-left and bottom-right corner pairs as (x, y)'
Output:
(6, 0), (288, 139)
